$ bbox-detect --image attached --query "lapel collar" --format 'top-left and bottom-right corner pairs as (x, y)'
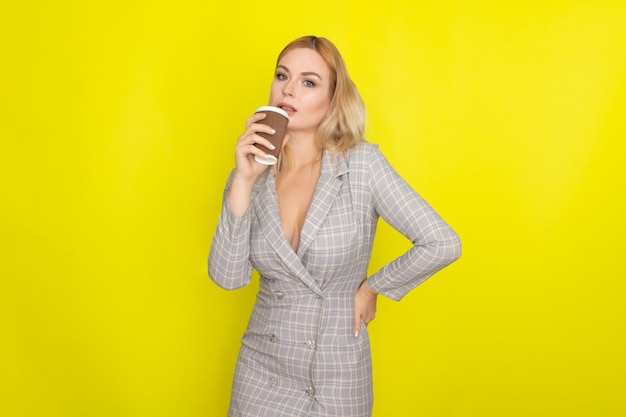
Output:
(254, 168), (323, 295)
(254, 151), (349, 295)
(297, 150), (349, 257)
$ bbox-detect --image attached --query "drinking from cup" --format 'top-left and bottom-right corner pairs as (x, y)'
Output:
(253, 106), (289, 165)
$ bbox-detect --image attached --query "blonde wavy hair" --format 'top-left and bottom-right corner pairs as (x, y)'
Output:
(275, 36), (366, 172)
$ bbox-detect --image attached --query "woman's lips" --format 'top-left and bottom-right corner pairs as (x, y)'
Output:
(277, 103), (297, 114)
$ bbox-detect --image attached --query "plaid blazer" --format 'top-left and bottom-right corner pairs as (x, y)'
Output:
(209, 142), (461, 417)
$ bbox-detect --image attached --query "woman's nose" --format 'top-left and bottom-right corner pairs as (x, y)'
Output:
(282, 80), (294, 96)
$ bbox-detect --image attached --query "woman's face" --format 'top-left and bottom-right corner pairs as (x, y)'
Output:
(269, 47), (332, 136)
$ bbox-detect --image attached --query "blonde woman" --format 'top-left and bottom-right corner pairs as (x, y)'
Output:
(209, 35), (461, 417)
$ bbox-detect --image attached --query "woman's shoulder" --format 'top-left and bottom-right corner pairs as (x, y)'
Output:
(345, 141), (380, 162)
(338, 141), (384, 180)
(342, 141), (400, 180)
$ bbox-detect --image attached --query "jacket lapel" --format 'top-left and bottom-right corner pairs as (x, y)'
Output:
(254, 151), (349, 295)
(255, 168), (323, 295)
(297, 150), (349, 257)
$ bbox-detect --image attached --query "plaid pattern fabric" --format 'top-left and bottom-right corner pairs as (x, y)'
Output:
(208, 142), (461, 417)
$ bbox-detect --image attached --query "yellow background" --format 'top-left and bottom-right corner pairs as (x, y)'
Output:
(2, 1), (625, 416)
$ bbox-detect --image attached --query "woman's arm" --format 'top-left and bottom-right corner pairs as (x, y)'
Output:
(208, 175), (255, 290)
(208, 112), (280, 289)
(366, 147), (462, 301)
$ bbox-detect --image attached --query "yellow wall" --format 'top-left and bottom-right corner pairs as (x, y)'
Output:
(1, 1), (625, 416)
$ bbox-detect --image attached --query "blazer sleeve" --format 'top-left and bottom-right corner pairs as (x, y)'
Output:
(365, 146), (462, 301)
(207, 171), (254, 290)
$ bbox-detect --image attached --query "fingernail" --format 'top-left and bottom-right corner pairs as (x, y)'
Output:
(269, 128), (276, 134)
(353, 330), (359, 338)
(269, 144), (276, 150)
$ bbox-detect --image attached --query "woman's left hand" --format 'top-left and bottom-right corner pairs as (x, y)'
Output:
(353, 280), (378, 338)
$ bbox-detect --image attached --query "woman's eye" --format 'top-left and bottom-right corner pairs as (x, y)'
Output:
(303, 80), (316, 87)
(276, 73), (288, 81)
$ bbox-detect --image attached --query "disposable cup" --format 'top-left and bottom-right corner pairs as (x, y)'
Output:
(253, 106), (289, 165)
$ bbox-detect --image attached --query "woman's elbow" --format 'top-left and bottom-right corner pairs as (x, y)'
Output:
(207, 260), (252, 291)
(211, 276), (250, 291)
(436, 233), (462, 266)
(208, 269), (251, 291)
(443, 233), (462, 264)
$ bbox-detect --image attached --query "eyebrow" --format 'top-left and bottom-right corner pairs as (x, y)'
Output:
(276, 64), (323, 80)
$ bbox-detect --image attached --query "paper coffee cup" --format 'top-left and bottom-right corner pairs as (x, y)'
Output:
(253, 106), (289, 165)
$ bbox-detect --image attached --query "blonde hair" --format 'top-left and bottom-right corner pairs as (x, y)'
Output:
(275, 36), (366, 172)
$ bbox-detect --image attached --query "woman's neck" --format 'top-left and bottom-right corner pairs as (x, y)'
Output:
(285, 133), (323, 168)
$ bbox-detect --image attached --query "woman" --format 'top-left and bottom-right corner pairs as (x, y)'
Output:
(209, 35), (461, 417)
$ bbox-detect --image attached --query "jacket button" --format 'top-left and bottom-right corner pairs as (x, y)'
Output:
(305, 340), (317, 350)
(268, 377), (278, 387)
(274, 291), (284, 299)
(269, 334), (277, 343)
(305, 386), (316, 397)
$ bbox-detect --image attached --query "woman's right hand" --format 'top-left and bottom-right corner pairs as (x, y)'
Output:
(227, 112), (288, 217)
(232, 112), (279, 183)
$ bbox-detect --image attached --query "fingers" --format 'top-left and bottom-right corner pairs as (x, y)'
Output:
(353, 313), (362, 339)
(238, 114), (279, 157)
(245, 111), (266, 128)
(245, 113), (278, 149)
(238, 127), (276, 151)
(353, 311), (374, 338)
(236, 132), (275, 161)
(229, 111), (281, 187)
(353, 281), (378, 338)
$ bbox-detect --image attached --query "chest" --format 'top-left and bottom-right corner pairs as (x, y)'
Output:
(276, 165), (321, 252)
(250, 172), (375, 281)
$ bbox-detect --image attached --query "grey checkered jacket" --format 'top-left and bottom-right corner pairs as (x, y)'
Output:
(209, 142), (461, 417)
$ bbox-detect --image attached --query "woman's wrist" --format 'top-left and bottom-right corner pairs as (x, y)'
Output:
(360, 280), (378, 297)
(227, 175), (256, 217)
